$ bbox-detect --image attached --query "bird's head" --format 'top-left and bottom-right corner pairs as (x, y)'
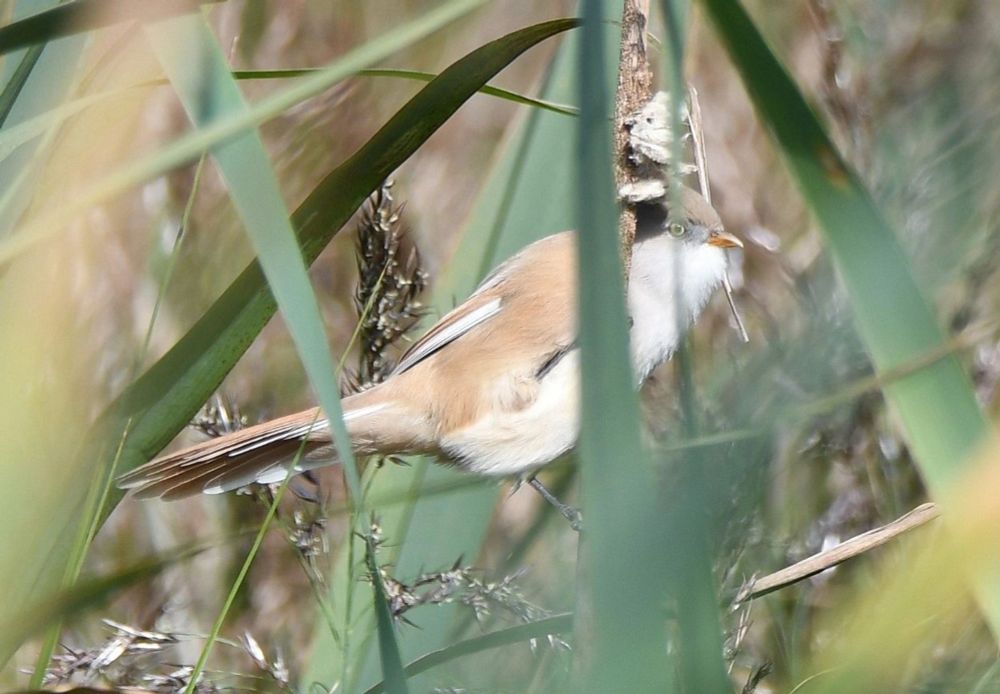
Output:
(631, 185), (742, 324)
(658, 185), (741, 251)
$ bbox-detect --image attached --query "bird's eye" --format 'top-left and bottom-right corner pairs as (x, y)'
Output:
(668, 222), (686, 238)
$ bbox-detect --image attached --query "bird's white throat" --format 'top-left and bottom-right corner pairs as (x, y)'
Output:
(627, 235), (729, 382)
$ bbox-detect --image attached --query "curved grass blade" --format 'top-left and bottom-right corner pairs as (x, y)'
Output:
(362, 614), (573, 694)
(234, 67), (577, 116)
(0, 66), (572, 173)
(0, 0), (222, 57)
(0, 0), (487, 265)
(698, 0), (992, 625)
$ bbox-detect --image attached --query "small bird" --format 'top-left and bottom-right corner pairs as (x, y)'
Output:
(117, 186), (741, 508)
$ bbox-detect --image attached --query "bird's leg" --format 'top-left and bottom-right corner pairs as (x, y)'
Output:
(528, 477), (583, 532)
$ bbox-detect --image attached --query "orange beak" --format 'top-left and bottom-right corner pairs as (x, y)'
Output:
(707, 229), (743, 249)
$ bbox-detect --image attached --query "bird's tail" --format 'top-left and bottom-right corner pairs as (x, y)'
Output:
(116, 387), (408, 500)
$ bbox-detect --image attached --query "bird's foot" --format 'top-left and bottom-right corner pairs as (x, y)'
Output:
(528, 477), (583, 532)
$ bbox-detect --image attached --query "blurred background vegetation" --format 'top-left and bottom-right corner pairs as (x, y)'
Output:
(0, 0), (998, 692)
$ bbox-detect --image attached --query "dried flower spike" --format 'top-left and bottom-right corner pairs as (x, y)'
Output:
(347, 180), (428, 391)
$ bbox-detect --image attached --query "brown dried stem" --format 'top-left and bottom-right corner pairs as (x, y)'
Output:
(687, 86), (749, 342)
(613, 0), (654, 274)
(737, 502), (940, 602)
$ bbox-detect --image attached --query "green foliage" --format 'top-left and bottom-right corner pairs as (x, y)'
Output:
(573, 0), (677, 690)
(1, 0), (998, 692)
(700, 0), (992, 630)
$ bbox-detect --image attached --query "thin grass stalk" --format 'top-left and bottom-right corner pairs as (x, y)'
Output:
(27, 148), (208, 686)
(284, 529), (343, 648)
(0, 68), (572, 167)
(136, 153), (207, 362)
(182, 439), (310, 694)
(27, 422), (132, 689)
(234, 68), (578, 116)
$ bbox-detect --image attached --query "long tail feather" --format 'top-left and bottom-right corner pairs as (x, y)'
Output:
(117, 388), (408, 499)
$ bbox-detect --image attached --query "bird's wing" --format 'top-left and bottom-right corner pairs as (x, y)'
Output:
(392, 233), (568, 375)
(393, 292), (503, 375)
